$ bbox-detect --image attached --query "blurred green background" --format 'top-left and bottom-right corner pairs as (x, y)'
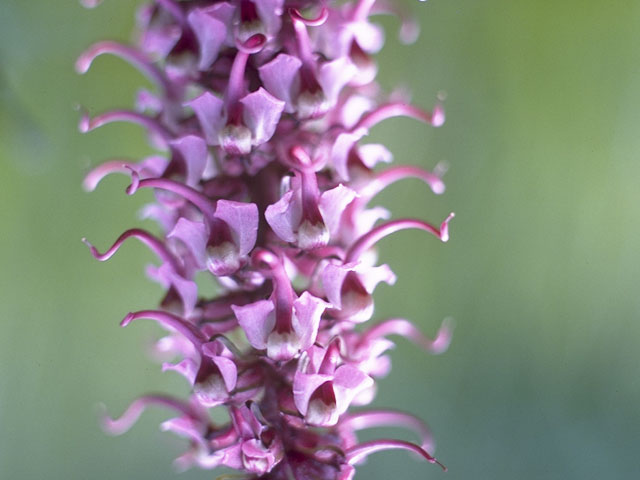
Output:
(2, 0), (640, 479)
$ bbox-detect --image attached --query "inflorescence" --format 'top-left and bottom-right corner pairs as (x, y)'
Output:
(79, 0), (453, 478)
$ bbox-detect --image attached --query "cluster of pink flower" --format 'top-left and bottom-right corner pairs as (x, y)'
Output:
(79, 0), (453, 478)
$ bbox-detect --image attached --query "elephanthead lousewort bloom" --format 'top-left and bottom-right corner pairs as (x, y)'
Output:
(79, 0), (454, 478)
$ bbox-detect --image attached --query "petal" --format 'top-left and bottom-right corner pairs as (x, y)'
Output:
(167, 217), (209, 270)
(210, 356), (238, 392)
(292, 291), (329, 350)
(168, 135), (208, 187)
(146, 263), (198, 317)
(258, 53), (302, 112)
(358, 143), (393, 168)
(292, 372), (333, 415)
(162, 358), (198, 385)
(232, 300), (275, 350)
(160, 416), (207, 446)
(332, 364), (374, 415)
(350, 21), (385, 53)
(265, 190), (302, 243)
(318, 56), (357, 105)
(186, 91), (225, 145)
(214, 200), (259, 257)
(319, 184), (358, 236)
(240, 87), (285, 146)
(187, 8), (228, 70)
(321, 262), (356, 309)
(354, 263), (397, 293)
(330, 128), (368, 180)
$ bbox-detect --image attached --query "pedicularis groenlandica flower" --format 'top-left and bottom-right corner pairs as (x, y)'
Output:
(79, 0), (454, 478)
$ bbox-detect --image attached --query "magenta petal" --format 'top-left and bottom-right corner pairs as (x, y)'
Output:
(167, 218), (208, 269)
(258, 53), (302, 112)
(163, 358), (198, 385)
(358, 144), (393, 168)
(265, 190), (302, 243)
(351, 21), (385, 53)
(186, 91), (225, 145)
(148, 263), (198, 316)
(168, 135), (208, 186)
(160, 416), (207, 446)
(210, 356), (238, 392)
(292, 291), (329, 350)
(331, 128), (367, 180)
(187, 8), (227, 71)
(319, 184), (357, 236)
(241, 437), (282, 474)
(321, 262), (353, 309)
(332, 364), (373, 415)
(214, 200), (259, 257)
(293, 372), (333, 415)
(356, 263), (397, 293)
(231, 300), (275, 350)
(240, 88), (285, 146)
(318, 57), (357, 106)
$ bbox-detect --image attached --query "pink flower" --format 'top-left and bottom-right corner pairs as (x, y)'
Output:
(80, 0), (454, 477)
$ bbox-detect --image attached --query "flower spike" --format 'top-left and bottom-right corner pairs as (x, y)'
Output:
(81, 0), (454, 477)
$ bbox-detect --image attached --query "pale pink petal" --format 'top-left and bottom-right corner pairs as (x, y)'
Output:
(240, 88), (285, 146)
(350, 21), (385, 53)
(319, 184), (358, 235)
(210, 356), (238, 392)
(214, 200), (259, 256)
(168, 135), (208, 186)
(167, 217), (208, 269)
(258, 53), (302, 112)
(162, 358), (198, 385)
(331, 128), (367, 180)
(231, 300), (275, 350)
(292, 291), (329, 350)
(318, 57), (357, 105)
(265, 190), (302, 243)
(332, 365), (374, 416)
(321, 262), (355, 309)
(354, 263), (397, 293)
(187, 8), (227, 70)
(186, 91), (225, 145)
(358, 144), (393, 168)
(293, 372), (333, 415)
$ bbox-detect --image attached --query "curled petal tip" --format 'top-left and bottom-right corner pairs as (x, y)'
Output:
(440, 212), (455, 242)
(125, 168), (140, 195)
(431, 317), (455, 354)
(77, 109), (91, 133)
(81, 237), (103, 260)
(431, 105), (446, 127)
(120, 312), (135, 327)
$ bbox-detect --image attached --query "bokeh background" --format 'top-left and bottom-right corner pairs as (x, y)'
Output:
(2, 0), (640, 479)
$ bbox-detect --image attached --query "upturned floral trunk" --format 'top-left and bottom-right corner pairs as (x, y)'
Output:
(79, 0), (453, 478)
